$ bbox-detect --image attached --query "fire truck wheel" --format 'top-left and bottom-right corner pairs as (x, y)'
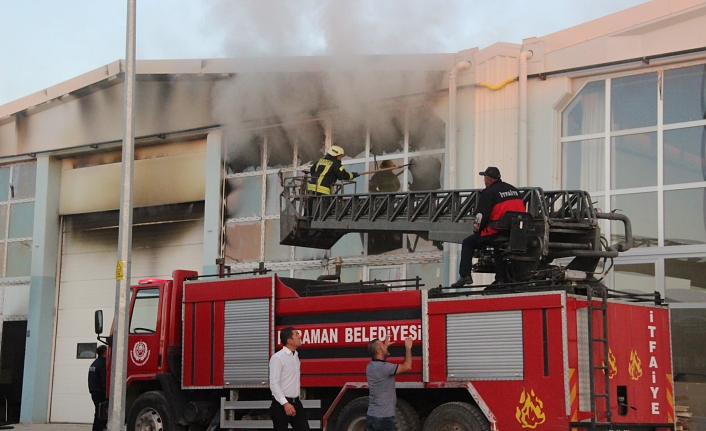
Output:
(337, 397), (421, 431)
(421, 402), (489, 431)
(127, 390), (185, 431)
(337, 397), (369, 431)
(395, 399), (421, 431)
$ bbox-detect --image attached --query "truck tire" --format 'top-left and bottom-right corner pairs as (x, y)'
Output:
(127, 390), (185, 431)
(395, 399), (421, 431)
(421, 402), (489, 431)
(337, 397), (369, 431)
(337, 396), (421, 431)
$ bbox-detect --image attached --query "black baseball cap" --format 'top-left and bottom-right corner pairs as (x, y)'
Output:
(479, 166), (501, 180)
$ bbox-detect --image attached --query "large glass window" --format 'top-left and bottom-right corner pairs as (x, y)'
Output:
(562, 65), (706, 418)
(562, 64), (706, 250)
(664, 188), (706, 246)
(671, 308), (706, 380)
(0, 163), (36, 278)
(610, 133), (657, 189)
(665, 257), (706, 418)
(613, 262), (656, 295)
(562, 139), (604, 191)
(611, 192), (658, 248)
(611, 73), (658, 131)
(664, 64), (706, 124)
(664, 127), (706, 185)
(222, 104), (445, 280)
(665, 257), (706, 303)
(562, 81), (605, 137)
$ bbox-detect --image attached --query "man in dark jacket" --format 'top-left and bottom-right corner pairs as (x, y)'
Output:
(88, 345), (108, 431)
(307, 145), (360, 195)
(452, 167), (526, 286)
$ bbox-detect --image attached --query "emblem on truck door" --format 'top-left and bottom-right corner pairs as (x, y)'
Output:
(130, 341), (151, 366)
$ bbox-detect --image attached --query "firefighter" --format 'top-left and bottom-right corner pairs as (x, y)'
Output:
(368, 160), (403, 254)
(307, 146), (360, 195)
(88, 345), (107, 431)
(366, 335), (413, 431)
(452, 167), (526, 287)
(369, 160), (401, 193)
(269, 327), (309, 431)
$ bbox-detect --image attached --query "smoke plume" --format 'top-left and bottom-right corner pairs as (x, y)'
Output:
(207, 1), (464, 172)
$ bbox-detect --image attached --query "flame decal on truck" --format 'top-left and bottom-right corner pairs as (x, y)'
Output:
(515, 388), (546, 429)
(602, 347), (618, 379)
(629, 349), (643, 380)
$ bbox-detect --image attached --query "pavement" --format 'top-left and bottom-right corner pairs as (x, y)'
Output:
(2, 424), (90, 431)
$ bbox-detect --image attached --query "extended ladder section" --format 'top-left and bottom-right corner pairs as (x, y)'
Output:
(280, 177), (632, 273)
(585, 285), (612, 429)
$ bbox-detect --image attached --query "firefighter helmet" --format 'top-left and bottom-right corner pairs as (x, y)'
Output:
(327, 146), (345, 157)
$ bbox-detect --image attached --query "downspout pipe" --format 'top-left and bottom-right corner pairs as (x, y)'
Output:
(447, 60), (471, 283)
(518, 50), (533, 187)
(448, 61), (472, 190)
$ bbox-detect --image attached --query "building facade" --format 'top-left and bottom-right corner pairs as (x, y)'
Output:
(0, 0), (705, 425)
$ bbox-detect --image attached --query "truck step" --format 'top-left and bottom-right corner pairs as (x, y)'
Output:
(221, 419), (322, 429)
(223, 400), (321, 410)
(221, 398), (322, 429)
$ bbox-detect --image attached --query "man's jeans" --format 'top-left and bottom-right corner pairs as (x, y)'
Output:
(366, 415), (395, 431)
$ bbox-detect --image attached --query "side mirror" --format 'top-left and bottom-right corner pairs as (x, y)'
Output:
(94, 310), (103, 335)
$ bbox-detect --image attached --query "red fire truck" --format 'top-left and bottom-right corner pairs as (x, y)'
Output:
(94, 187), (675, 431)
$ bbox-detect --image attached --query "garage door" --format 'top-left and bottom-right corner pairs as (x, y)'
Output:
(50, 202), (205, 423)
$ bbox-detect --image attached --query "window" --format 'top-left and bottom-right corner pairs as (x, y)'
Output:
(561, 64), (706, 250)
(0, 163), (36, 278)
(613, 263), (656, 295)
(562, 65), (706, 416)
(129, 288), (160, 334)
(222, 104), (445, 281)
(562, 80), (605, 137)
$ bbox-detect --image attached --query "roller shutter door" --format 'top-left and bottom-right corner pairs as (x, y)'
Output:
(50, 203), (204, 423)
(446, 310), (524, 380)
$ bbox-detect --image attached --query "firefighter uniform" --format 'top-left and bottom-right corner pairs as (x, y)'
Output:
(88, 346), (107, 431)
(454, 167), (526, 286)
(307, 146), (358, 195)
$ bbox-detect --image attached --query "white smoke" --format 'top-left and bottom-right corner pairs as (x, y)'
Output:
(206, 0), (469, 168)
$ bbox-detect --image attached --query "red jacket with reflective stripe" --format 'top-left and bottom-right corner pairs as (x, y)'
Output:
(476, 180), (526, 236)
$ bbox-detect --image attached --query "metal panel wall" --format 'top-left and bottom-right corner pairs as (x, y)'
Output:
(224, 298), (270, 386)
(447, 310), (523, 380)
(472, 46), (521, 188)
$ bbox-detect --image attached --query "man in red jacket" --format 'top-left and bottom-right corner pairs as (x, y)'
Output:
(452, 167), (526, 287)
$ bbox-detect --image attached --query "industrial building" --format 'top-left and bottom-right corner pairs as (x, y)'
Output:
(0, 0), (704, 426)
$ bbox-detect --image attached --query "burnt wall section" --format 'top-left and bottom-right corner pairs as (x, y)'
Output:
(0, 77), (218, 157)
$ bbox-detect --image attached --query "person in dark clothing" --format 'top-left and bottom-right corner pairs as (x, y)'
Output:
(452, 167), (526, 287)
(307, 146), (360, 195)
(88, 345), (108, 431)
(368, 160), (403, 254)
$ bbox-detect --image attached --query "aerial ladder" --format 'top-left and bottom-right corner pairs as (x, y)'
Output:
(279, 176), (633, 285)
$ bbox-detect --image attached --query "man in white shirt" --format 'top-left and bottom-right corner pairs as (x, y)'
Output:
(270, 327), (309, 431)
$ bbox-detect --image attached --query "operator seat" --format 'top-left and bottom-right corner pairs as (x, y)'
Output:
(473, 211), (538, 282)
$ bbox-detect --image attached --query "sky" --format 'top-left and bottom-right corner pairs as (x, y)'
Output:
(0, 0), (651, 106)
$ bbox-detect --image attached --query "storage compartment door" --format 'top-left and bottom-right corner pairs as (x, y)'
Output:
(224, 298), (271, 387)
